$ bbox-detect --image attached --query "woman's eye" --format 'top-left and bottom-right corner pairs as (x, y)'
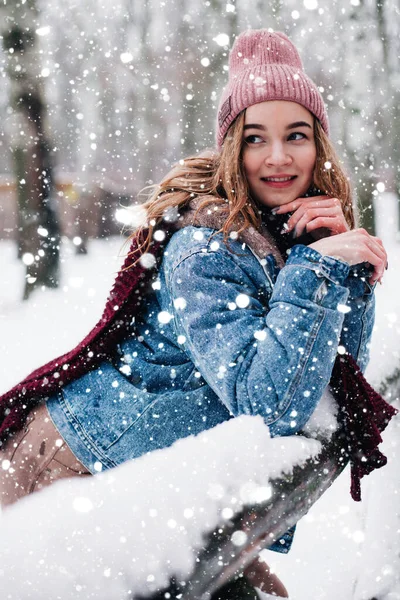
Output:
(288, 132), (307, 141)
(244, 134), (264, 145)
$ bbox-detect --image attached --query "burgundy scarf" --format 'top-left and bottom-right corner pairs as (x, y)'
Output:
(0, 214), (397, 501)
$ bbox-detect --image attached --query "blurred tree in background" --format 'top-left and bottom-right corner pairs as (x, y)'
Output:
(1, 0), (60, 300)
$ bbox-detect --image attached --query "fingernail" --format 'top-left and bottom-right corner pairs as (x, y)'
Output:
(280, 223), (290, 234)
(385, 262), (389, 270)
(271, 208), (279, 215)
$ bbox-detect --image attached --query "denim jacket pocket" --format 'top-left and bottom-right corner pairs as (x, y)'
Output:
(61, 364), (161, 453)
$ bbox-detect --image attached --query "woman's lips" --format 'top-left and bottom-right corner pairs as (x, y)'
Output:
(261, 175), (297, 188)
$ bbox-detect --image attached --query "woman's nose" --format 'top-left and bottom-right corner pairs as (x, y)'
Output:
(264, 143), (292, 166)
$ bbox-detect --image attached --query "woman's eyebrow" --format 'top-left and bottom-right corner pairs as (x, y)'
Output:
(243, 121), (313, 131)
(287, 121), (312, 130)
(243, 123), (266, 131)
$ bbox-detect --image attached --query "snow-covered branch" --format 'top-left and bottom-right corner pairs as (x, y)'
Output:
(0, 416), (321, 599)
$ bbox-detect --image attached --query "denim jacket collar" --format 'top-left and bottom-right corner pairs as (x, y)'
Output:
(176, 196), (285, 268)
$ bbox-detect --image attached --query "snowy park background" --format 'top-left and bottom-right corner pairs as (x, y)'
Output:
(1, 0), (400, 599)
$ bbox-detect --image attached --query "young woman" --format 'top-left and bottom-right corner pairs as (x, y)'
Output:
(0, 29), (393, 598)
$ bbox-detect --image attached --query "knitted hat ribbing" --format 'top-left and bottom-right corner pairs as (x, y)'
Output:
(216, 29), (329, 148)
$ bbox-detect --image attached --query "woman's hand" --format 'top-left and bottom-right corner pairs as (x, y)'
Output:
(273, 195), (349, 239)
(309, 229), (387, 285)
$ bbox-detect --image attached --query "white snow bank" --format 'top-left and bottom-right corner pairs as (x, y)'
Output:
(302, 387), (339, 439)
(0, 416), (321, 600)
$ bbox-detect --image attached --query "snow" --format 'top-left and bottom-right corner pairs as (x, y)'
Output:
(0, 234), (399, 599)
(0, 415), (321, 599)
(0, 237), (126, 389)
(1, 0), (399, 594)
(302, 387), (339, 439)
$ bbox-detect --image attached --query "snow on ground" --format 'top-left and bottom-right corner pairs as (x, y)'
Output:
(0, 237), (128, 390)
(0, 235), (399, 600)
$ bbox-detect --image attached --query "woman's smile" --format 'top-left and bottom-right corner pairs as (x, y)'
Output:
(260, 174), (298, 188)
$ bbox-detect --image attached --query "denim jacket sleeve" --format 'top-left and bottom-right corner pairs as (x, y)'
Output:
(339, 265), (375, 372)
(163, 232), (358, 437)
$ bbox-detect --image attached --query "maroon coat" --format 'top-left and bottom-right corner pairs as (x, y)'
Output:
(0, 236), (160, 442)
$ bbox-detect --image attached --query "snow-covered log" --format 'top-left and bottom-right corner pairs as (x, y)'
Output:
(0, 415), (330, 600)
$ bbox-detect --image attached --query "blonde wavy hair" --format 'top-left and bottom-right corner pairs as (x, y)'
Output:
(133, 111), (355, 255)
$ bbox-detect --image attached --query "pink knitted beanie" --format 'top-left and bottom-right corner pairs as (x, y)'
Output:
(216, 29), (329, 148)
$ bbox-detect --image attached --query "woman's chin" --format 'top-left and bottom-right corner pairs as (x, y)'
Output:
(258, 192), (303, 210)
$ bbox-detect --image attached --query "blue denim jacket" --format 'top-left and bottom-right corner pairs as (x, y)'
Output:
(47, 226), (374, 551)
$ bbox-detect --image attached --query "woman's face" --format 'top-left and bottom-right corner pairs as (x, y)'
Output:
(242, 100), (316, 210)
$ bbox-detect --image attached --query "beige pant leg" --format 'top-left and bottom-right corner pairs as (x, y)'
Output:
(0, 402), (91, 509)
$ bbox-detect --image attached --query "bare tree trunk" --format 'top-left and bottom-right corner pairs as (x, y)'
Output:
(176, 0), (239, 156)
(339, 2), (377, 234)
(375, 0), (400, 229)
(1, 0), (60, 300)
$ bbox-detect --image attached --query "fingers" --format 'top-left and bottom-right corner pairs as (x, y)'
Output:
(308, 228), (388, 285)
(373, 236), (388, 270)
(274, 195), (330, 216)
(290, 210), (347, 237)
(351, 232), (386, 284)
(278, 197), (346, 233)
(364, 234), (387, 284)
(281, 199), (349, 237)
